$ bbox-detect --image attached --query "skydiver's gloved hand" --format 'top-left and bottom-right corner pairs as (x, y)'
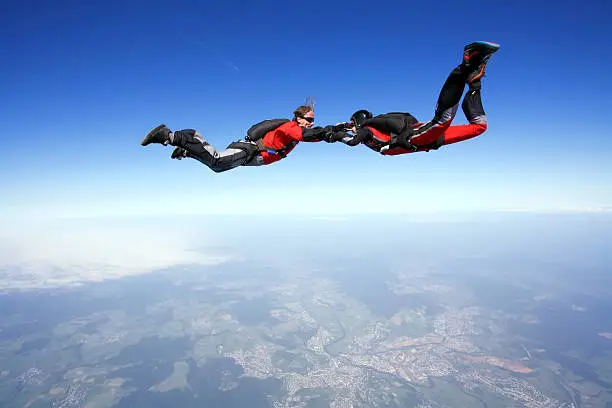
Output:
(322, 125), (337, 143)
(332, 122), (351, 132)
(323, 123), (351, 143)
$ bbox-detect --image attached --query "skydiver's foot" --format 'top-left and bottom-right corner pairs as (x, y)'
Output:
(462, 41), (500, 84)
(463, 41), (500, 68)
(141, 124), (173, 146)
(171, 147), (187, 160)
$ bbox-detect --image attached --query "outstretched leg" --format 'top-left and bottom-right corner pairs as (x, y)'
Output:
(171, 130), (262, 173)
(383, 41), (499, 153)
(171, 141), (264, 170)
(141, 125), (261, 173)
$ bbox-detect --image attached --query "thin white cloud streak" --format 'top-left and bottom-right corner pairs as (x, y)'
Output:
(0, 221), (230, 291)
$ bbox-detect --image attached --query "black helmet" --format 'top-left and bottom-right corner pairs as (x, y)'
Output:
(350, 110), (373, 128)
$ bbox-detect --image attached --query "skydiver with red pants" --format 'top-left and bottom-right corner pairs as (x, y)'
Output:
(329, 42), (500, 154)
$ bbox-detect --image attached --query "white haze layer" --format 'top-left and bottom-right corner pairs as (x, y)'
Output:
(0, 218), (230, 291)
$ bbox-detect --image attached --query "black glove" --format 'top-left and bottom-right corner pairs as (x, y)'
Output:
(332, 122), (351, 132)
(323, 123), (351, 143)
(322, 125), (336, 143)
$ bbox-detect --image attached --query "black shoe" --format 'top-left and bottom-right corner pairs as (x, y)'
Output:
(171, 147), (187, 160)
(462, 41), (500, 84)
(141, 124), (172, 146)
(463, 41), (500, 68)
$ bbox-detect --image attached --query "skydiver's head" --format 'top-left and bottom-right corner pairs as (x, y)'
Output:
(350, 110), (373, 129)
(293, 105), (315, 129)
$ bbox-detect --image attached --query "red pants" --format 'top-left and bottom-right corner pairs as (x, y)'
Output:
(382, 85), (488, 156)
(382, 122), (487, 156)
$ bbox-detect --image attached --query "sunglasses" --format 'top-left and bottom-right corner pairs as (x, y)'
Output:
(301, 116), (315, 123)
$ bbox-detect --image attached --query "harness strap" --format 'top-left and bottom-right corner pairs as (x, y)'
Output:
(389, 130), (418, 152)
(255, 140), (289, 158)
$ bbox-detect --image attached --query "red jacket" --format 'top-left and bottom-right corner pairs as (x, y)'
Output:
(259, 121), (313, 165)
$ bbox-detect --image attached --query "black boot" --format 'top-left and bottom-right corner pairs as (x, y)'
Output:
(141, 124), (172, 146)
(462, 41), (500, 69)
(461, 41), (500, 85)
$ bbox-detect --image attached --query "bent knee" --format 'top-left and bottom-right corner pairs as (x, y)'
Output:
(209, 160), (230, 173)
(472, 123), (487, 136)
(209, 160), (241, 173)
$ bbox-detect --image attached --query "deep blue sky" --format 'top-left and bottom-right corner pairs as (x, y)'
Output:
(2, 0), (611, 218)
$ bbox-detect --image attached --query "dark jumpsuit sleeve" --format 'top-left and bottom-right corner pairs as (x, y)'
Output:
(298, 126), (328, 142)
(338, 127), (372, 146)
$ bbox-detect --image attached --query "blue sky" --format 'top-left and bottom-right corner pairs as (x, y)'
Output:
(2, 0), (611, 219)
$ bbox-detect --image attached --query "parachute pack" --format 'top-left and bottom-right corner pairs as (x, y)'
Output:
(245, 119), (290, 142)
(361, 112), (419, 135)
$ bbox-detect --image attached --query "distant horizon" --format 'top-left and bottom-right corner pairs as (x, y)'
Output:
(1, 210), (610, 293)
(2, 207), (612, 222)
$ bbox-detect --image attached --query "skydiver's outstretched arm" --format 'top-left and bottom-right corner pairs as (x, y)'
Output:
(299, 126), (330, 142)
(299, 125), (364, 144)
(334, 127), (372, 146)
